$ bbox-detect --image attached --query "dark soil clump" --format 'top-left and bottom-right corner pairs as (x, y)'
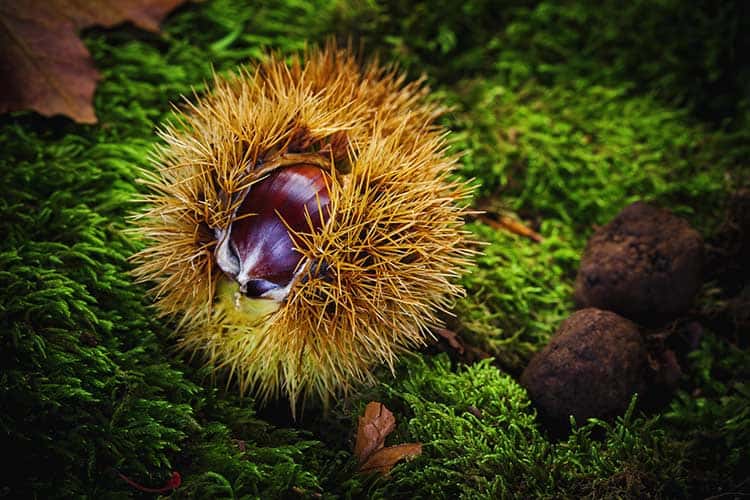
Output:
(574, 202), (704, 325)
(520, 308), (647, 434)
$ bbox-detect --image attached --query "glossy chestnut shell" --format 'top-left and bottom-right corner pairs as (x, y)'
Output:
(215, 164), (331, 299)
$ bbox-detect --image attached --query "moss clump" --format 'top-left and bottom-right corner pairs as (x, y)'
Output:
(455, 223), (574, 372)
(449, 80), (740, 240)
(663, 335), (750, 495)
(340, 354), (694, 499)
(348, 0), (750, 126)
(341, 355), (552, 498)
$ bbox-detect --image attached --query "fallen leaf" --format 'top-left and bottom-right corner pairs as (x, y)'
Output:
(432, 327), (491, 365)
(466, 405), (483, 419)
(354, 402), (422, 475)
(117, 470), (181, 494)
(478, 214), (544, 243)
(359, 443), (423, 475)
(354, 402), (396, 464)
(434, 327), (465, 355)
(0, 0), (185, 123)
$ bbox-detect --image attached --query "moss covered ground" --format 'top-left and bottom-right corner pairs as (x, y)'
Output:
(1, 0), (748, 497)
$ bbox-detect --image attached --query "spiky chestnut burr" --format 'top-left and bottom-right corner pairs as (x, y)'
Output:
(131, 44), (475, 412)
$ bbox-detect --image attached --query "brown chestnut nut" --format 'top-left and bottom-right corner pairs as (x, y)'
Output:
(214, 164), (331, 301)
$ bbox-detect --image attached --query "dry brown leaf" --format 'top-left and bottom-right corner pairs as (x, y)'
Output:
(432, 327), (491, 365)
(354, 401), (396, 464)
(354, 402), (422, 475)
(434, 327), (465, 355)
(358, 443), (423, 475)
(478, 214), (544, 243)
(0, 0), (185, 123)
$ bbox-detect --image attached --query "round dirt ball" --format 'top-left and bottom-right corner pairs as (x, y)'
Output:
(520, 308), (647, 432)
(574, 201), (704, 325)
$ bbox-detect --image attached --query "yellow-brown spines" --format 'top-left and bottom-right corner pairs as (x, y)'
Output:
(131, 44), (475, 413)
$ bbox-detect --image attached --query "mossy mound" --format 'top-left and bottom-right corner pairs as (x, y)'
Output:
(1, 0), (748, 498)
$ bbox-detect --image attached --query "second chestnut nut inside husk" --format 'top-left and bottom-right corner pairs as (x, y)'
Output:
(131, 44), (476, 411)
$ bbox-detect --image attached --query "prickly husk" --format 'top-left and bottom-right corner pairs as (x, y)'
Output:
(131, 44), (475, 413)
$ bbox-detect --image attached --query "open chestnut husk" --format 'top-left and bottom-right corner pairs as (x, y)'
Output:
(131, 44), (475, 411)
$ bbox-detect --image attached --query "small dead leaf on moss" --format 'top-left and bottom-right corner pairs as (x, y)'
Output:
(478, 214), (544, 243)
(435, 327), (465, 355)
(0, 0), (185, 123)
(433, 327), (491, 365)
(355, 402), (396, 463)
(355, 401), (422, 475)
(359, 443), (423, 475)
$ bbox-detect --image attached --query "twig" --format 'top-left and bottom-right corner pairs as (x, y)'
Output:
(116, 470), (182, 494)
(478, 214), (543, 242)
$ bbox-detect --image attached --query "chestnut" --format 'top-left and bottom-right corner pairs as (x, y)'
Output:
(214, 164), (330, 301)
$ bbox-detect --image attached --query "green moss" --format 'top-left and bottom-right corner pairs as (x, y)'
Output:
(341, 355), (551, 498)
(0, 127), (198, 496)
(455, 224), (575, 372)
(663, 335), (750, 495)
(1, 0), (749, 498)
(340, 355), (695, 499)
(449, 79), (742, 240)
(349, 0), (750, 126)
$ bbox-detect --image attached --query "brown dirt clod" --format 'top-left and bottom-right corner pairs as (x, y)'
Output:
(574, 201), (704, 325)
(520, 308), (648, 433)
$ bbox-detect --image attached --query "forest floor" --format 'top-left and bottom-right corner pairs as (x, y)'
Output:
(1, 0), (748, 498)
